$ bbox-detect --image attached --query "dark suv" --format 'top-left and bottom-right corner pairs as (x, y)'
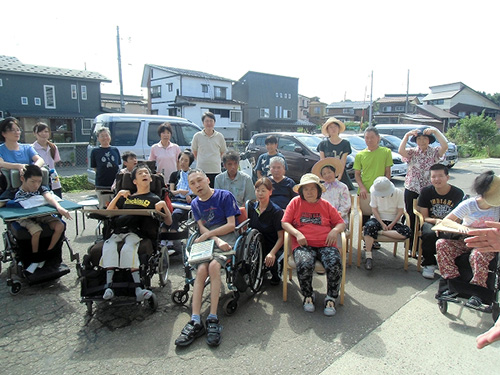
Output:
(246, 132), (354, 182)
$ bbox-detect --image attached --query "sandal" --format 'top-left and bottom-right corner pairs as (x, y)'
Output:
(324, 297), (336, 316)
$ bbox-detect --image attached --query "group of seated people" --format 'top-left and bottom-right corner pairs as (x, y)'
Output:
(2, 113), (498, 350)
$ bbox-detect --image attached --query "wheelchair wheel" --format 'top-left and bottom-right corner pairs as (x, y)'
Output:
(244, 231), (264, 293)
(172, 289), (189, 305)
(9, 280), (21, 296)
(492, 302), (499, 322)
(158, 247), (169, 287)
(147, 293), (158, 311)
(438, 300), (448, 315)
(223, 297), (238, 316)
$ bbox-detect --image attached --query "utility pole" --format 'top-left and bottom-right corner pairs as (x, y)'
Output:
(369, 70), (373, 127)
(116, 26), (125, 112)
(405, 69), (410, 115)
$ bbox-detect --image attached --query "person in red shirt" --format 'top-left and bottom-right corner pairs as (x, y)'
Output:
(282, 173), (345, 316)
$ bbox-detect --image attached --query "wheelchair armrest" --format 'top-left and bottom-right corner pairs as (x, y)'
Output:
(235, 218), (250, 232)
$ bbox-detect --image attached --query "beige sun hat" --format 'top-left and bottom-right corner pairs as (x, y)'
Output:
(370, 176), (395, 197)
(483, 175), (500, 207)
(293, 173), (326, 193)
(311, 157), (343, 179)
(321, 117), (346, 136)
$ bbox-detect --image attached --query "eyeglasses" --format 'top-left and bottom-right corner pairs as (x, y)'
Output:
(7, 128), (22, 133)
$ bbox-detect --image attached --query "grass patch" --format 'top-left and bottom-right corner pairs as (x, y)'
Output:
(60, 174), (94, 192)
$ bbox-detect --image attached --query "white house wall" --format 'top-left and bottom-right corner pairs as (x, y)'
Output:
(451, 88), (497, 110)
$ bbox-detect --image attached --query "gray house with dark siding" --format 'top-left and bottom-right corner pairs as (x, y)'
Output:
(233, 71), (316, 139)
(0, 55), (110, 143)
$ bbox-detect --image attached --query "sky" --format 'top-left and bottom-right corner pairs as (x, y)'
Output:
(3, 0), (499, 104)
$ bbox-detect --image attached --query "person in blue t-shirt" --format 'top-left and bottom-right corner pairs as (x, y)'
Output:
(0, 117), (45, 172)
(175, 168), (240, 348)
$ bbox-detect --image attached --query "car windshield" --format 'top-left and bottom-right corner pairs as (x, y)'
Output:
(295, 135), (323, 153)
(344, 135), (367, 150)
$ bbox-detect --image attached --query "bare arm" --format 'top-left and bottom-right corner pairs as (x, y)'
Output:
(354, 170), (368, 199)
(384, 166), (391, 180)
(466, 222), (500, 252)
(42, 191), (71, 219)
(427, 128), (448, 157)
(196, 216), (236, 250)
(319, 151), (326, 160)
(107, 190), (130, 210)
(398, 131), (417, 158)
(337, 153), (347, 181)
(33, 155), (45, 168)
(282, 221), (308, 247)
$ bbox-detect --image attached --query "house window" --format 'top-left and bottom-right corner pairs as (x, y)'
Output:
(201, 84), (209, 93)
(151, 109), (159, 115)
(81, 85), (87, 100)
(167, 83), (173, 92)
(71, 84), (77, 99)
(151, 85), (161, 98)
(314, 107), (321, 115)
(44, 85), (56, 109)
(395, 105), (405, 112)
(34, 97), (41, 106)
(214, 86), (226, 99)
(458, 111), (466, 118)
(283, 109), (292, 119)
(82, 119), (92, 135)
(0, 78), (3, 87)
(21, 97), (28, 105)
(276, 93), (279, 98)
(280, 93), (283, 98)
(343, 108), (354, 114)
(260, 108), (270, 118)
(230, 110), (242, 122)
(383, 106), (392, 112)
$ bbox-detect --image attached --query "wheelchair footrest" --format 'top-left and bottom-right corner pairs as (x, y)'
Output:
(24, 263), (70, 285)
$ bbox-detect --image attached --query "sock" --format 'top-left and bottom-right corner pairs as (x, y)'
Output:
(131, 271), (142, 295)
(191, 314), (201, 324)
(207, 313), (218, 321)
(366, 251), (373, 259)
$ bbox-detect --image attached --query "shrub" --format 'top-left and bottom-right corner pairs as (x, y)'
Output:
(60, 174), (94, 192)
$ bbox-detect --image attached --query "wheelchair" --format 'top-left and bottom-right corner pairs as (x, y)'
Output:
(78, 168), (181, 315)
(171, 201), (265, 316)
(436, 252), (500, 322)
(0, 168), (80, 295)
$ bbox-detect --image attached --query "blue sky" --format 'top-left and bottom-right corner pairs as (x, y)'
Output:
(3, 0), (499, 103)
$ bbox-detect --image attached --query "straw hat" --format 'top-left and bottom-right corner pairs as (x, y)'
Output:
(370, 176), (395, 197)
(311, 157), (343, 179)
(410, 128), (436, 144)
(293, 173), (326, 193)
(321, 117), (346, 136)
(483, 175), (500, 207)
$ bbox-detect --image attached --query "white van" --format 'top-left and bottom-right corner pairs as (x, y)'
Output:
(87, 113), (201, 185)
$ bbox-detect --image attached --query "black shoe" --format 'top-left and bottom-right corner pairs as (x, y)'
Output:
(206, 318), (223, 347)
(436, 289), (458, 301)
(175, 320), (206, 347)
(465, 295), (483, 309)
(372, 242), (381, 250)
(270, 274), (280, 286)
(365, 258), (373, 270)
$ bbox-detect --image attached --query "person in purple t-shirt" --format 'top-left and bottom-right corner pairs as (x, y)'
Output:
(175, 169), (240, 348)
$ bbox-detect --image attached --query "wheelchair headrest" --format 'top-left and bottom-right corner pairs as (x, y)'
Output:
(137, 160), (157, 174)
(1, 167), (50, 190)
(116, 171), (165, 197)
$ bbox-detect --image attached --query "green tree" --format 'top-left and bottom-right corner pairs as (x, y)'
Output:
(446, 111), (498, 157)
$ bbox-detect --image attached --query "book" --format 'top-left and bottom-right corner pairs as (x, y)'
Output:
(432, 222), (470, 235)
(188, 240), (215, 265)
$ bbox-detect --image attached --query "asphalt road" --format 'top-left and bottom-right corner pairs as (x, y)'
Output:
(1, 158), (499, 375)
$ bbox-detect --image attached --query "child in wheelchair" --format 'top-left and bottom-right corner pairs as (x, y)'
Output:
(12, 165), (71, 272)
(98, 164), (172, 301)
(175, 168), (240, 348)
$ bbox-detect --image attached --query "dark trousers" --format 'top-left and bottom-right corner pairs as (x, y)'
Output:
(421, 222), (438, 266)
(404, 189), (419, 242)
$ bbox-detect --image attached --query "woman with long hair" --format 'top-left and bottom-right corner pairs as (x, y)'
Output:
(32, 122), (62, 198)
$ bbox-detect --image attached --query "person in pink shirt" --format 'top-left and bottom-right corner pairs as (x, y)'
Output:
(149, 122), (181, 181)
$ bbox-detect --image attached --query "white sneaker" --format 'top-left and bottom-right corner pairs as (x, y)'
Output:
(422, 265), (436, 279)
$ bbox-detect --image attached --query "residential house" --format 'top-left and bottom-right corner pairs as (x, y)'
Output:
(308, 96), (327, 126)
(326, 100), (370, 124)
(233, 71), (317, 138)
(298, 94), (310, 121)
(0, 55), (110, 144)
(373, 94), (424, 124)
(101, 93), (148, 114)
(141, 65), (243, 140)
(414, 104), (460, 132)
(422, 82), (500, 125)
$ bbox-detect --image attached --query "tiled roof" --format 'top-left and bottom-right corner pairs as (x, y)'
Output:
(0, 55), (110, 81)
(422, 90), (460, 101)
(376, 96), (421, 104)
(417, 104), (459, 119)
(147, 65), (233, 82)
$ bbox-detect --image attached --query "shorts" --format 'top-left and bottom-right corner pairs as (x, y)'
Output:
(17, 215), (61, 236)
